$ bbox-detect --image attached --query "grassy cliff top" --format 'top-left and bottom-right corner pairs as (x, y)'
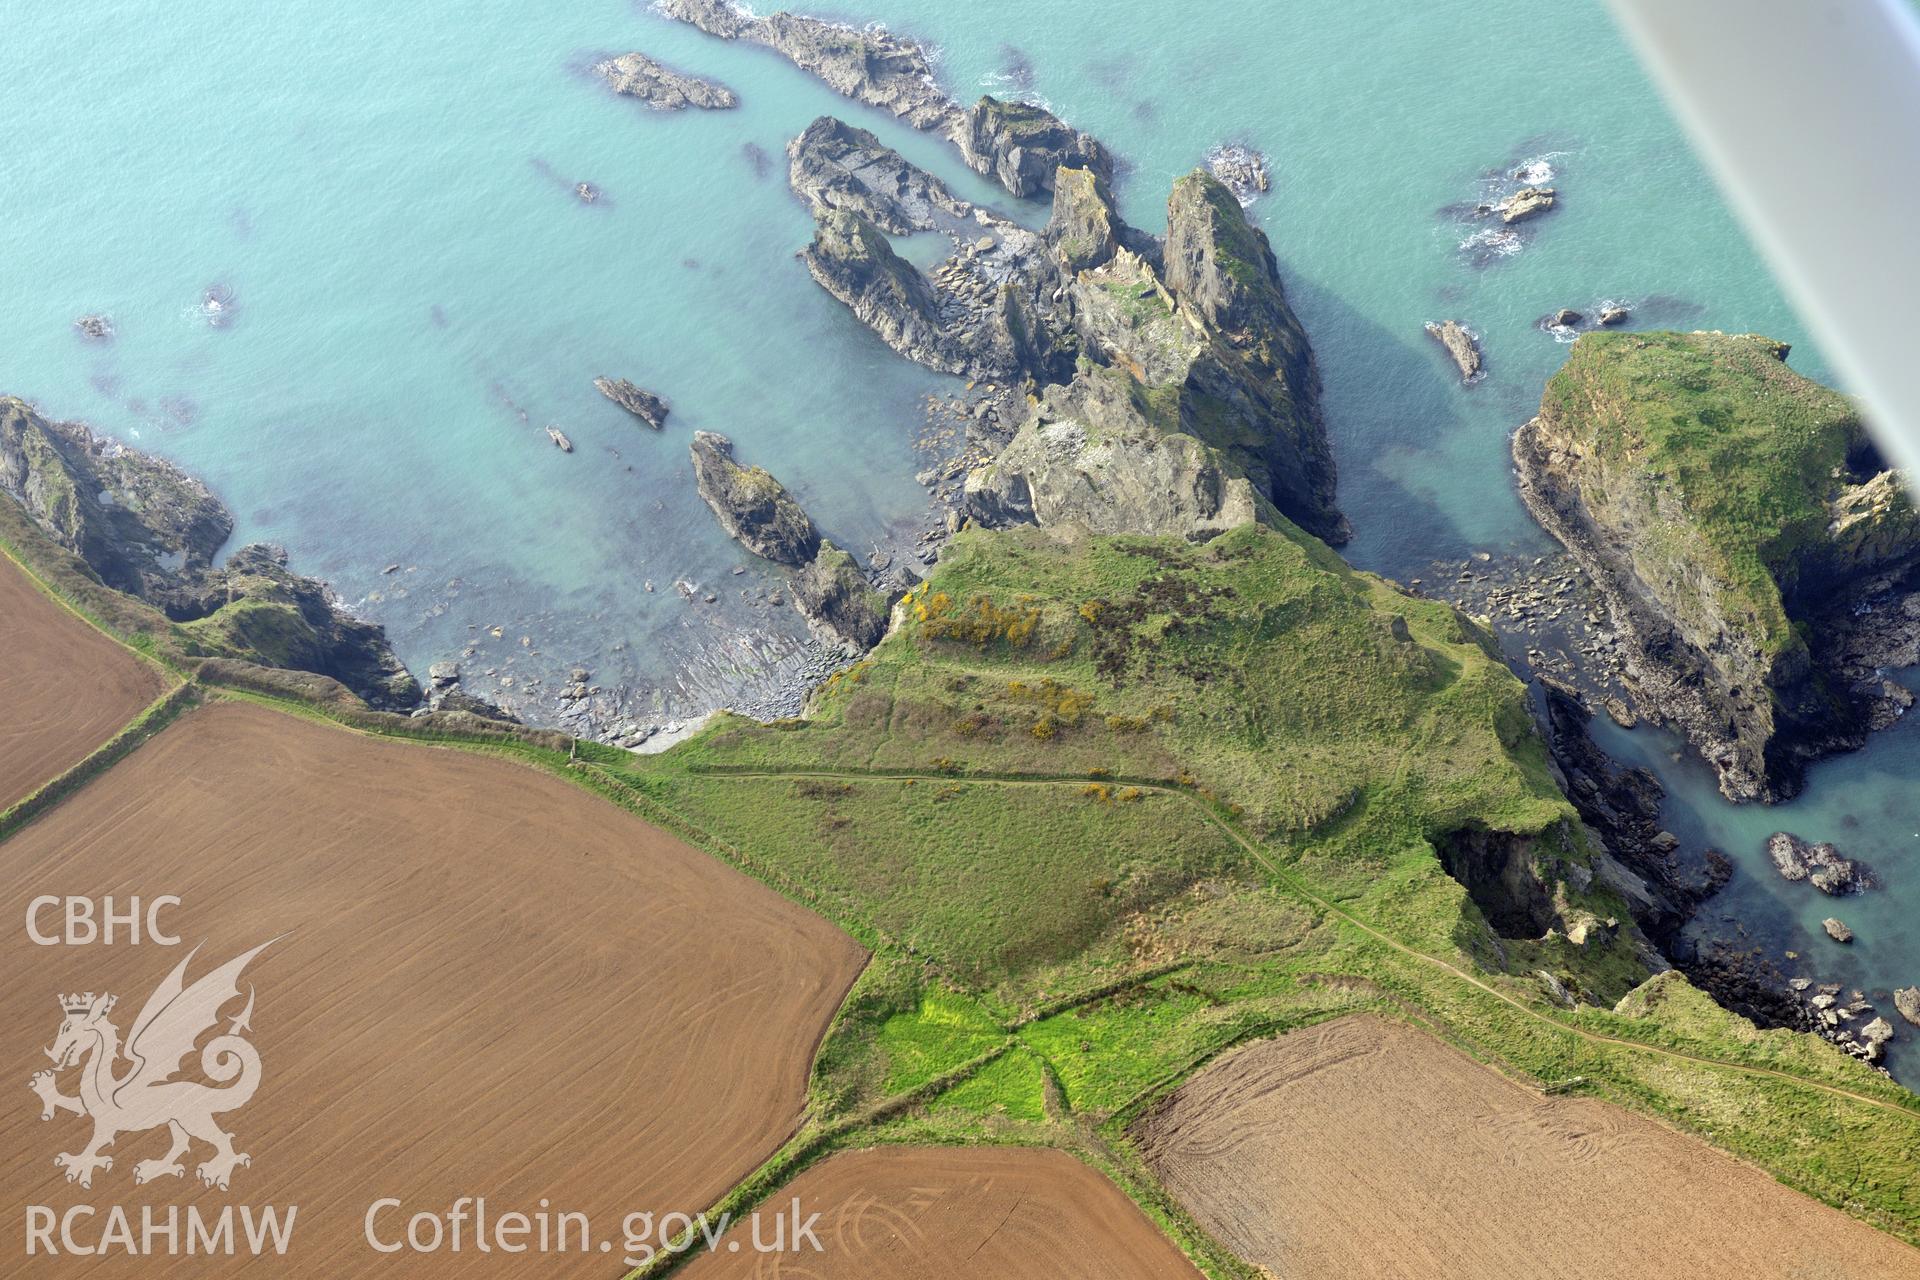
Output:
(1540, 330), (1868, 656)
(675, 521), (1565, 848)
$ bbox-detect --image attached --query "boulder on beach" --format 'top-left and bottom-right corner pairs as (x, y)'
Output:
(1822, 917), (1854, 944)
(1859, 1016), (1895, 1062)
(594, 377), (670, 429)
(594, 51), (738, 110)
(1425, 320), (1483, 382)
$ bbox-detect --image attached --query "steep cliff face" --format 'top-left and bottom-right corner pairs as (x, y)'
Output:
(1159, 173), (1342, 544)
(802, 210), (959, 371)
(1, 396), (230, 596)
(1, 396), (419, 707)
(1514, 331), (1920, 800)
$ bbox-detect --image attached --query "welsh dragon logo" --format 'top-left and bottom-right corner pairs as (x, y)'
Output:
(29, 939), (275, 1191)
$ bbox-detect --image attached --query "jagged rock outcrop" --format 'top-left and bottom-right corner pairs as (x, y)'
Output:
(793, 541), (889, 648)
(786, 116), (969, 234)
(1146, 172), (1345, 543)
(964, 365), (1263, 541)
(802, 207), (1060, 383)
(689, 431), (821, 566)
(1766, 831), (1873, 895)
(595, 377), (670, 429)
(656, 0), (963, 133)
(687, 431), (897, 648)
(1823, 917), (1854, 943)
(1, 397), (418, 707)
(593, 52), (738, 110)
(957, 96), (1110, 198)
(803, 210), (963, 371)
(1514, 331), (1920, 801)
(1425, 320), (1483, 382)
(1205, 144), (1271, 205)
(1045, 166), (1120, 273)
(2, 396), (230, 597)
(789, 134), (1346, 542)
(1497, 186), (1556, 222)
(660, 1), (1112, 205)
(1896, 986), (1920, 1027)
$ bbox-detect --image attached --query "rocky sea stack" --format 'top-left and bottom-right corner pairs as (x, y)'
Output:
(689, 430), (822, 566)
(689, 431), (894, 647)
(1514, 331), (1920, 801)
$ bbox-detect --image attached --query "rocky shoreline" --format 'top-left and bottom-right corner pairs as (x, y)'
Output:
(1, 396), (420, 709)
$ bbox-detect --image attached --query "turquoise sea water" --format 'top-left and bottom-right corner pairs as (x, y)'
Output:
(6, 3), (1912, 1079)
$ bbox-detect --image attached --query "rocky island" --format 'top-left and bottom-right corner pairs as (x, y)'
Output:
(594, 376), (671, 428)
(1514, 331), (1920, 801)
(1425, 320), (1483, 382)
(593, 51), (738, 110)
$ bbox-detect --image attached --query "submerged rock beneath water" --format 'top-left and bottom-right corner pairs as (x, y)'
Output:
(74, 313), (114, 341)
(201, 284), (237, 328)
(1425, 320), (1483, 382)
(593, 51), (738, 110)
(595, 377), (670, 429)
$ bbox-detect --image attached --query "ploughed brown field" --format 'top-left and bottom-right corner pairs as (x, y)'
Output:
(0, 699), (866, 1276)
(1134, 1013), (1920, 1280)
(682, 1146), (1201, 1279)
(0, 555), (165, 809)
